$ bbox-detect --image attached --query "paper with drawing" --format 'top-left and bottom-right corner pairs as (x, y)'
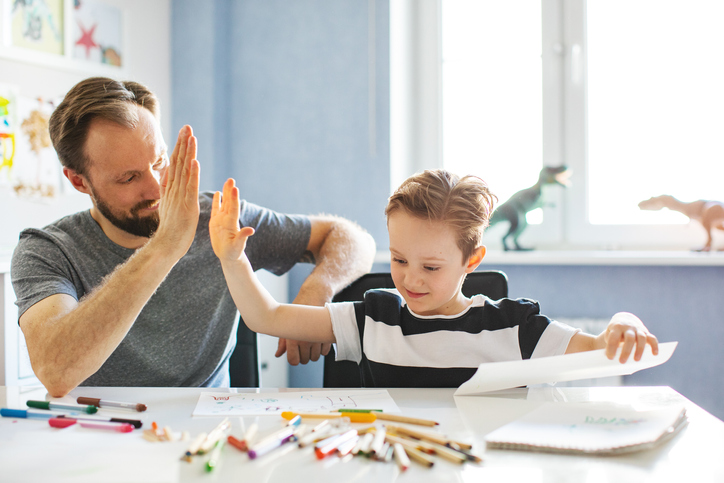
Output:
(484, 402), (687, 454)
(455, 341), (677, 396)
(192, 390), (400, 417)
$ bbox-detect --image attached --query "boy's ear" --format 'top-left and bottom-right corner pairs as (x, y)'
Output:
(465, 246), (486, 273)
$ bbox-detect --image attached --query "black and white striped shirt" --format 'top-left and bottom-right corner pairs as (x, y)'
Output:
(327, 289), (579, 387)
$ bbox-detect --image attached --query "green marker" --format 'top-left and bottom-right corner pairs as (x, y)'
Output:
(26, 400), (98, 414)
(334, 409), (383, 413)
(205, 441), (224, 472)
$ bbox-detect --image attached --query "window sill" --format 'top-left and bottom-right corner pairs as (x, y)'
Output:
(375, 250), (724, 266)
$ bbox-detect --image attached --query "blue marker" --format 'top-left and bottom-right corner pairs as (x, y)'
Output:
(1, 408), (143, 428)
(0, 408), (67, 419)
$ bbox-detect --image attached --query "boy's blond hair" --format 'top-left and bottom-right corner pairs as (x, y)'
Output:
(385, 169), (497, 262)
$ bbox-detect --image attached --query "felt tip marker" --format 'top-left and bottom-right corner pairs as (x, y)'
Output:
(205, 441), (225, 472)
(27, 400), (97, 414)
(314, 429), (358, 459)
(76, 397), (147, 412)
(1, 408), (141, 428)
(49, 418), (134, 432)
(1, 408), (59, 420)
(247, 427), (296, 459)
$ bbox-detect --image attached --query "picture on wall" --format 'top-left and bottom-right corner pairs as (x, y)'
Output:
(0, 83), (63, 199)
(72, 0), (122, 67)
(7, 0), (65, 55)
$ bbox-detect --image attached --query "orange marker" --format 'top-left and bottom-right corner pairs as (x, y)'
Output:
(281, 411), (376, 423)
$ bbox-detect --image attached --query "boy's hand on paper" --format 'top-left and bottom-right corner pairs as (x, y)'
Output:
(210, 178), (256, 262)
(600, 312), (659, 363)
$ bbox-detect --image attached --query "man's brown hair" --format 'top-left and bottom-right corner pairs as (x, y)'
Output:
(385, 169), (497, 262)
(49, 77), (159, 175)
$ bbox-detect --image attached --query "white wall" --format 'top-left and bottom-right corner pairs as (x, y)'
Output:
(0, 0), (171, 253)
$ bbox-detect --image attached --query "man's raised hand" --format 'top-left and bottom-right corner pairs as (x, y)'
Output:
(155, 125), (200, 259)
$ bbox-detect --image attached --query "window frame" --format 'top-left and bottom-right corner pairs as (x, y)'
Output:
(392, 0), (715, 252)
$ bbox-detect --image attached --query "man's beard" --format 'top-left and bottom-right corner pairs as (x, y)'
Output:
(94, 195), (160, 239)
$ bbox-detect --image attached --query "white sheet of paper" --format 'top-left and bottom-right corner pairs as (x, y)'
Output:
(455, 341), (677, 396)
(192, 390), (401, 417)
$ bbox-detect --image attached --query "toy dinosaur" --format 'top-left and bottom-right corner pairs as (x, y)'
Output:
(488, 165), (571, 251)
(638, 195), (724, 252)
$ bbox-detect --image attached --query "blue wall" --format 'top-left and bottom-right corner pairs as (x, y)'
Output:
(172, 0), (389, 242)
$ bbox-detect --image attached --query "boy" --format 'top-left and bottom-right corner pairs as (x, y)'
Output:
(210, 170), (659, 387)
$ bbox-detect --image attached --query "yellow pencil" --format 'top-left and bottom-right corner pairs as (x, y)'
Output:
(374, 413), (439, 427)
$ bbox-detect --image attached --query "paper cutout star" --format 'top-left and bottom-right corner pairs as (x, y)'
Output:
(75, 21), (99, 58)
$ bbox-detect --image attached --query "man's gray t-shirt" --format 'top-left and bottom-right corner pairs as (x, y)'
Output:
(11, 192), (311, 387)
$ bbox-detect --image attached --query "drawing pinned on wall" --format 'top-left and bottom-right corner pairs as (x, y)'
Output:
(15, 96), (61, 198)
(0, 84), (63, 199)
(0, 85), (19, 185)
(8, 0), (65, 55)
(72, 0), (122, 67)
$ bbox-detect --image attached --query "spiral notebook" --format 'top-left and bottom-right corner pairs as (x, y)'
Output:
(484, 402), (688, 455)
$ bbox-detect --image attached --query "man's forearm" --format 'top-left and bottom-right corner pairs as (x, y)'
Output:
(21, 238), (181, 396)
(294, 218), (376, 306)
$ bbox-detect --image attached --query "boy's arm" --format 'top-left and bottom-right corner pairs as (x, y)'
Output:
(210, 179), (336, 343)
(565, 312), (659, 362)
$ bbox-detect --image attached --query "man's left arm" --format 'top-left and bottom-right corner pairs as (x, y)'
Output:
(276, 215), (376, 364)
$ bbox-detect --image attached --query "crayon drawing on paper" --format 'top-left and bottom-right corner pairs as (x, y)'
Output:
(73, 0), (122, 66)
(9, 0), (65, 55)
(192, 390), (400, 417)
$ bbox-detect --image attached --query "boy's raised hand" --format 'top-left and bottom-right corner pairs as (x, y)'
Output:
(210, 178), (256, 262)
(600, 312), (659, 363)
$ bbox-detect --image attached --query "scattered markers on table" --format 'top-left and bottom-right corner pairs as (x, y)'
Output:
(142, 411), (481, 472)
(222, 412), (480, 470)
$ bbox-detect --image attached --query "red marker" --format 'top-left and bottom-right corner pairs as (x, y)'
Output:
(314, 430), (358, 459)
(49, 418), (134, 433)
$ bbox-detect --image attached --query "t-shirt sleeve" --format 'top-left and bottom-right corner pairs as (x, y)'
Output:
(326, 301), (364, 363)
(11, 230), (80, 319)
(237, 200), (312, 276)
(487, 297), (580, 359)
(531, 320), (580, 358)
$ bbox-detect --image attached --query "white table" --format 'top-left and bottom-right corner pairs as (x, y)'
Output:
(1, 385), (722, 482)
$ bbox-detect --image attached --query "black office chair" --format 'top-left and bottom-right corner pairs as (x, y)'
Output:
(322, 270), (508, 388)
(229, 317), (260, 387)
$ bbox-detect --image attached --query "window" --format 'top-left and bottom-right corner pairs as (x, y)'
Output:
(392, 0), (724, 250)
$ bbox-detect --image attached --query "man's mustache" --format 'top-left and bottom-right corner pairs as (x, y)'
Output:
(130, 200), (159, 216)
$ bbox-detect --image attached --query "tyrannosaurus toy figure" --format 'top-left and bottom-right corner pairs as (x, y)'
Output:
(638, 195), (724, 252)
(488, 165), (571, 251)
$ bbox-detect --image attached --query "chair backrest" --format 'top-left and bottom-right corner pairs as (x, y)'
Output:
(229, 317), (260, 387)
(322, 270), (508, 388)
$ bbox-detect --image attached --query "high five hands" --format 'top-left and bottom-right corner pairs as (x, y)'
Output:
(210, 178), (256, 264)
(156, 125), (200, 259)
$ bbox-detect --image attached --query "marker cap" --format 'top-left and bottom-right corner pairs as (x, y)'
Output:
(49, 418), (77, 428)
(26, 401), (51, 410)
(1, 408), (29, 418)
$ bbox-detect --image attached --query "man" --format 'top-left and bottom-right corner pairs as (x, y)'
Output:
(11, 77), (375, 397)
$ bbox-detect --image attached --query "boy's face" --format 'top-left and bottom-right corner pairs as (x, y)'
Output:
(388, 211), (480, 316)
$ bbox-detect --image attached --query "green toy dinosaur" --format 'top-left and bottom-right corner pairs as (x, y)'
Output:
(489, 165), (571, 251)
